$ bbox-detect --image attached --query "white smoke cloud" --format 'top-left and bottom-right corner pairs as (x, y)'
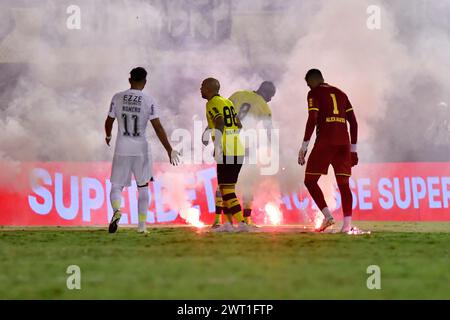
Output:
(1, 0), (449, 196)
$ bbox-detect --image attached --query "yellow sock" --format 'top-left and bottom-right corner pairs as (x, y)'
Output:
(234, 211), (244, 223)
(112, 200), (121, 212)
(138, 213), (146, 230)
(225, 213), (233, 223)
(220, 184), (244, 223)
(214, 188), (224, 224)
(138, 213), (146, 223)
(215, 188), (223, 207)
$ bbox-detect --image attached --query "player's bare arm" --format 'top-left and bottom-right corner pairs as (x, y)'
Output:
(263, 116), (273, 144)
(346, 109), (359, 166)
(213, 115), (225, 156)
(150, 118), (180, 165)
(298, 110), (318, 165)
(234, 114), (243, 129)
(237, 103), (251, 121)
(213, 114), (225, 134)
(104, 116), (115, 146)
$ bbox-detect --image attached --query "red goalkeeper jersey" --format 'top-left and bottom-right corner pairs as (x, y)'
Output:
(307, 83), (353, 145)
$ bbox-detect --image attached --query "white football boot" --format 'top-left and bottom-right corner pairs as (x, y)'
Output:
(211, 222), (235, 233)
(315, 217), (335, 232)
(235, 221), (250, 233)
(137, 227), (149, 234)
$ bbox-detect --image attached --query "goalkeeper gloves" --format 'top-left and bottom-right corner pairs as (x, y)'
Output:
(351, 144), (358, 167)
(298, 140), (309, 166)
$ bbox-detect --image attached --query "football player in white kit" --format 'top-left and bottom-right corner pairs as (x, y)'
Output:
(104, 67), (180, 234)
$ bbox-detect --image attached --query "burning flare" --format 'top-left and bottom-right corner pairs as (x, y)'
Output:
(264, 202), (283, 225)
(180, 207), (205, 229)
(313, 211), (324, 230)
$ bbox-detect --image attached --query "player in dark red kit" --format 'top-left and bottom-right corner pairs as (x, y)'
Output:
(298, 69), (359, 233)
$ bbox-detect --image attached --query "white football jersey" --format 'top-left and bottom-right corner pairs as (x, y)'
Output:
(108, 89), (159, 156)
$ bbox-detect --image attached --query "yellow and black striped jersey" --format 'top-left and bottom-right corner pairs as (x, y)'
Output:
(206, 95), (244, 156)
(229, 90), (272, 127)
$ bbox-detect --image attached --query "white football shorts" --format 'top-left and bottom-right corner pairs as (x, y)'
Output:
(110, 154), (152, 187)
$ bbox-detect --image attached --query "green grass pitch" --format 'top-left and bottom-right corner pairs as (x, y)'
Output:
(0, 222), (449, 299)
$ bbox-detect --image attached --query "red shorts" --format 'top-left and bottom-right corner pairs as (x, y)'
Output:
(305, 143), (351, 176)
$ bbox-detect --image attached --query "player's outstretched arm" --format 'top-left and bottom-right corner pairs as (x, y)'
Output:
(104, 116), (115, 146)
(150, 118), (180, 165)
